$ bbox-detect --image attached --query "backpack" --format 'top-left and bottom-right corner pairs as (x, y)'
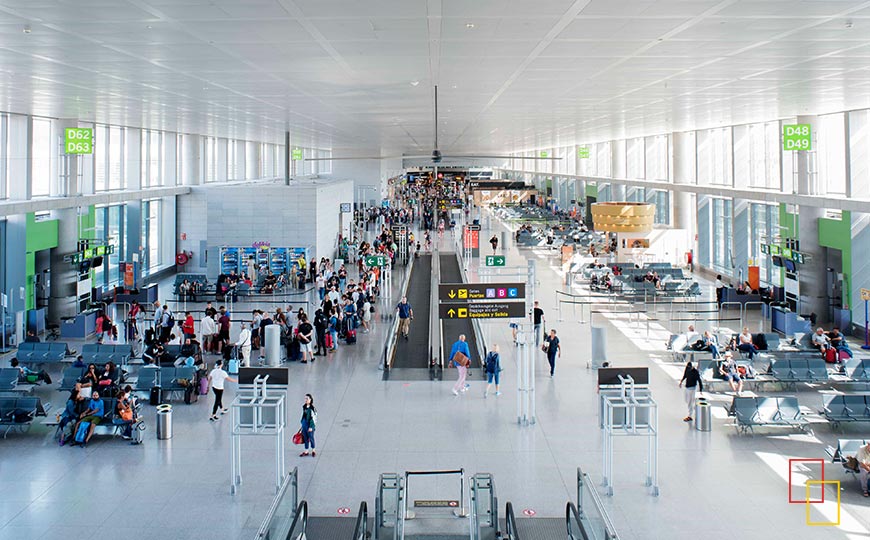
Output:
(166, 311), (176, 328)
(485, 352), (498, 374)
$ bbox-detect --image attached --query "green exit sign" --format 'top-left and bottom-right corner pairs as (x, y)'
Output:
(539, 151), (548, 158)
(365, 255), (388, 267)
(291, 147), (304, 161)
(577, 147), (590, 159)
(783, 124), (811, 151)
(64, 128), (93, 154)
(485, 255), (506, 267)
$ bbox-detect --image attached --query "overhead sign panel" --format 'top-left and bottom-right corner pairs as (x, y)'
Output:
(64, 128), (93, 154)
(484, 255), (506, 267)
(783, 124), (811, 151)
(439, 302), (526, 319)
(577, 147), (590, 159)
(439, 282), (525, 301)
(291, 147), (304, 160)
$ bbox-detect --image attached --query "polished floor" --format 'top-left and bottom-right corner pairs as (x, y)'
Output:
(1, 211), (867, 540)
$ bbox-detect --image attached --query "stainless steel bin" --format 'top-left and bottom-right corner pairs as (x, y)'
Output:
(695, 398), (711, 432)
(156, 404), (173, 440)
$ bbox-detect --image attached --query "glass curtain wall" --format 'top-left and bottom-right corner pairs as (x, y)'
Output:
(31, 118), (52, 197)
(711, 198), (733, 273)
(141, 199), (162, 274)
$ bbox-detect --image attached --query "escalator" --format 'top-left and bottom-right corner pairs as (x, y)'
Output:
(387, 254), (434, 380)
(439, 254), (482, 370)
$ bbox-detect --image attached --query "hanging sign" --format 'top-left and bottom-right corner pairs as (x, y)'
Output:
(782, 124), (811, 151)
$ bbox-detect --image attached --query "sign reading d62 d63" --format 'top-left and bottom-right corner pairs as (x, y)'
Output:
(64, 128), (93, 154)
(783, 124), (811, 151)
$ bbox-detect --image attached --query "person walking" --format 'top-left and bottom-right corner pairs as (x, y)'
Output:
(313, 309), (328, 356)
(299, 393), (317, 457)
(489, 234), (498, 253)
(449, 334), (472, 395)
(678, 360), (703, 422)
(235, 323), (252, 367)
(207, 359), (236, 421)
(396, 296), (413, 339)
(543, 328), (560, 377)
(533, 301), (545, 347)
(484, 344), (502, 397)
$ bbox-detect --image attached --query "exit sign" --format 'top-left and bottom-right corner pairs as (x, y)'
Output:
(291, 147), (304, 161)
(485, 255), (506, 267)
(365, 255), (388, 267)
(64, 128), (93, 154)
(783, 124), (811, 151)
(577, 147), (590, 159)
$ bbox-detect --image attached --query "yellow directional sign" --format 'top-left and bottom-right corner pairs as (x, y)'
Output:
(457, 289), (468, 299)
(861, 288), (870, 302)
(458, 308), (468, 318)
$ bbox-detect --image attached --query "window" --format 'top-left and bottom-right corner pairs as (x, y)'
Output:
(711, 198), (733, 273)
(818, 113), (847, 195)
(175, 134), (183, 186)
(596, 142), (611, 177)
(626, 138), (644, 179)
(203, 137), (217, 182)
(108, 127), (124, 190)
(95, 125), (108, 191)
(141, 130), (163, 188)
(747, 122), (781, 189)
(0, 114), (7, 199)
(697, 127), (732, 186)
(645, 135), (668, 181)
(647, 189), (669, 225)
(142, 199), (162, 273)
(849, 110), (870, 198)
(228, 139), (238, 180)
(31, 117), (53, 197)
(750, 203), (779, 286)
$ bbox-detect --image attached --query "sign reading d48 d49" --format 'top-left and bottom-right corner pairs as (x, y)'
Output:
(783, 124), (811, 151)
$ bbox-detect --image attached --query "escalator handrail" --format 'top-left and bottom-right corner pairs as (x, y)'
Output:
(566, 502), (590, 540)
(352, 501), (368, 540)
(504, 502), (520, 540)
(286, 501), (308, 540)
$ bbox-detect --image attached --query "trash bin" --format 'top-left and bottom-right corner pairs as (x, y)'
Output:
(695, 398), (711, 432)
(156, 404), (173, 440)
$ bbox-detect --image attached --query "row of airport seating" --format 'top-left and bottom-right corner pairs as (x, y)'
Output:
(0, 396), (51, 437)
(15, 342), (70, 364)
(729, 396), (809, 434)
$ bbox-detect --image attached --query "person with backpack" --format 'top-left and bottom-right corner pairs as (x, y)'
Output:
(313, 309), (328, 356)
(328, 308), (340, 352)
(298, 393), (317, 457)
(489, 234), (498, 253)
(484, 344), (502, 397)
(159, 305), (174, 343)
(181, 311), (196, 343)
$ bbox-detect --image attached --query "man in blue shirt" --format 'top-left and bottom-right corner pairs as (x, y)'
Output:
(73, 390), (105, 447)
(449, 335), (472, 395)
(396, 296), (414, 339)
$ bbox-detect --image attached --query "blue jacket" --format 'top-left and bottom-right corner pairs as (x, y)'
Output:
(449, 340), (471, 365)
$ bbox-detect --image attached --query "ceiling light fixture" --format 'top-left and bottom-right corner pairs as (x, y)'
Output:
(845, 20), (854, 29)
(146, 25), (153, 29)
(410, 80), (420, 86)
(22, 25), (31, 34)
(466, 23), (476, 29)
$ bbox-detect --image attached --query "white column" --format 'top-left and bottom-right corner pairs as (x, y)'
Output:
(7, 115), (32, 200)
(610, 139), (626, 201)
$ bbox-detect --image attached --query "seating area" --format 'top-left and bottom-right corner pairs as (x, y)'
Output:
(768, 357), (830, 384)
(56, 364), (123, 394)
(81, 343), (134, 368)
(151, 366), (198, 401)
(0, 396), (51, 437)
(845, 359), (870, 383)
(821, 395), (870, 427)
(729, 395), (810, 435)
(825, 439), (869, 487)
(173, 273), (211, 297)
(15, 342), (70, 365)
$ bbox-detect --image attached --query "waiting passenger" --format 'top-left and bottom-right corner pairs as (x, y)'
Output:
(71, 390), (105, 447)
(678, 361), (703, 422)
(827, 328), (853, 359)
(855, 441), (870, 497)
(737, 327), (759, 360)
(811, 327), (829, 352)
(97, 361), (117, 392)
(10, 358), (52, 384)
(24, 329), (40, 343)
(719, 352), (743, 395)
(115, 386), (136, 440)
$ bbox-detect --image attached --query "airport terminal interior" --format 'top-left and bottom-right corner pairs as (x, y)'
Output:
(4, 1), (870, 539)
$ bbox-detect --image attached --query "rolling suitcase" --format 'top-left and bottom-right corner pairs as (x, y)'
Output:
(184, 383), (198, 404)
(75, 421), (90, 444)
(150, 386), (162, 406)
(345, 329), (357, 344)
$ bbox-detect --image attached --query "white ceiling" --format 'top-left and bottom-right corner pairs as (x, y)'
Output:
(2, 0), (870, 154)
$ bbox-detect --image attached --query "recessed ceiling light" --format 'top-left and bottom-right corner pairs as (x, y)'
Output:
(466, 23), (476, 29)
(451, 84), (457, 89)
(22, 25), (31, 34)
(146, 25), (153, 29)
(410, 80), (420, 86)
(845, 20), (854, 29)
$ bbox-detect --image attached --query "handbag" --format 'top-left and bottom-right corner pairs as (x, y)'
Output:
(292, 430), (304, 445)
(453, 351), (470, 368)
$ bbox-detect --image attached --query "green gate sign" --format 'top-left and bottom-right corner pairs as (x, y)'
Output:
(782, 124), (811, 151)
(365, 255), (388, 267)
(485, 255), (506, 267)
(577, 146), (590, 159)
(539, 151), (548, 158)
(291, 147), (304, 161)
(64, 128), (93, 154)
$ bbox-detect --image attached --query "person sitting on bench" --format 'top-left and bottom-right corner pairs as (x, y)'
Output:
(856, 441), (870, 497)
(719, 352), (743, 395)
(24, 329), (40, 343)
(827, 328), (853, 359)
(10, 358), (52, 384)
(691, 331), (720, 358)
(737, 327), (759, 360)
(71, 390), (104, 447)
(115, 386), (136, 440)
(811, 327), (830, 353)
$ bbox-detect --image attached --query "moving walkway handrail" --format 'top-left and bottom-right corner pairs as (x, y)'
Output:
(566, 502), (591, 540)
(504, 502), (520, 540)
(431, 249), (442, 368)
(254, 467), (298, 540)
(576, 467), (619, 540)
(382, 255), (416, 370)
(352, 501), (368, 540)
(285, 501), (308, 540)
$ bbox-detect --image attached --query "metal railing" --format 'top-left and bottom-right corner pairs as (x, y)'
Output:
(566, 502), (591, 540)
(375, 473), (402, 540)
(574, 467), (619, 540)
(504, 502), (520, 540)
(470, 473), (498, 540)
(430, 249), (442, 369)
(402, 469), (466, 540)
(352, 501), (369, 540)
(284, 501), (308, 540)
(253, 467), (299, 540)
